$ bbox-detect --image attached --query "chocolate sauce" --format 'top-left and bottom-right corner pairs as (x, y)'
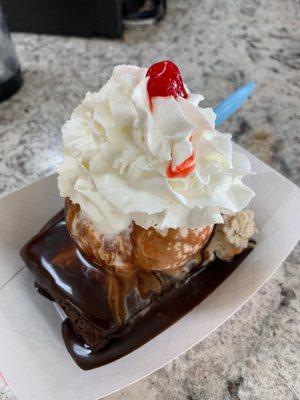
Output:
(21, 211), (254, 370)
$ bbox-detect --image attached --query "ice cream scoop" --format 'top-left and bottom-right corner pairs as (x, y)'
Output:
(65, 198), (213, 271)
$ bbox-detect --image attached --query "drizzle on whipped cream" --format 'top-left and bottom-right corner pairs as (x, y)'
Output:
(58, 62), (255, 236)
(146, 61), (195, 178)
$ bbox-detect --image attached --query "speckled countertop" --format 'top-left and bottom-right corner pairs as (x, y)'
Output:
(0, 0), (299, 399)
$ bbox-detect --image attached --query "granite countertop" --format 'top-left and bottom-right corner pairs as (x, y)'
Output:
(0, 0), (299, 399)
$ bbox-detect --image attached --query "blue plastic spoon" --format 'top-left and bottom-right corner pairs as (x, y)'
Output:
(213, 81), (255, 127)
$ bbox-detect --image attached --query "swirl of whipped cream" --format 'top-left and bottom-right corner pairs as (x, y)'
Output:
(58, 64), (255, 236)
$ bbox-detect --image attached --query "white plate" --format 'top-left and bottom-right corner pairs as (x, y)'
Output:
(0, 146), (300, 400)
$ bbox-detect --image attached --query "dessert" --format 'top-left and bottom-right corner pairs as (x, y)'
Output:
(21, 61), (256, 370)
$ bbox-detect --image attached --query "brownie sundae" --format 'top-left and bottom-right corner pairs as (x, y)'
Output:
(21, 61), (256, 369)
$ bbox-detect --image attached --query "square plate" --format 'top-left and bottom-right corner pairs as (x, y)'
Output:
(0, 146), (300, 400)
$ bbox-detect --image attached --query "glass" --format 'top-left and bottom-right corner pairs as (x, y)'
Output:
(0, 4), (22, 102)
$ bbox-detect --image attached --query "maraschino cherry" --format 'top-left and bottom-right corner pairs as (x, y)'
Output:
(146, 60), (195, 179)
(146, 60), (188, 107)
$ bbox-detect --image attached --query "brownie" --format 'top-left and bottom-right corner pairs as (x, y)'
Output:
(53, 294), (106, 351)
(20, 210), (185, 352)
(21, 210), (254, 369)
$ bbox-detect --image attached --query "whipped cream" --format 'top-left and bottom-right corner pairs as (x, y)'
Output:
(58, 64), (255, 236)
